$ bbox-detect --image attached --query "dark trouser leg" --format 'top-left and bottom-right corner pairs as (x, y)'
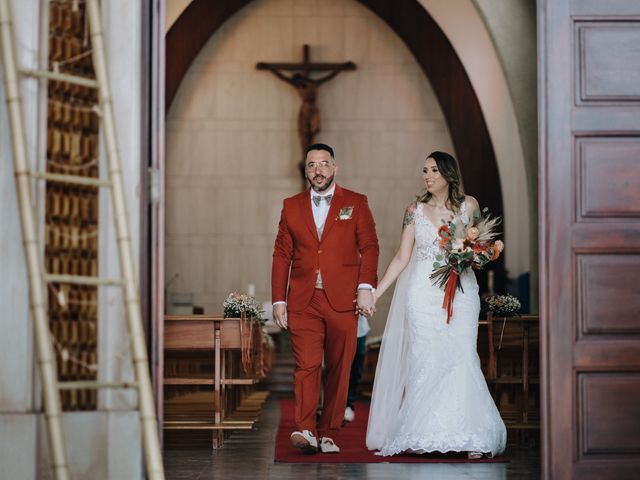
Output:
(347, 334), (367, 407)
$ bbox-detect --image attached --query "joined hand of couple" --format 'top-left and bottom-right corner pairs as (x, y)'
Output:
(273, 289), (378, 330)
(355, 289), (377, 318)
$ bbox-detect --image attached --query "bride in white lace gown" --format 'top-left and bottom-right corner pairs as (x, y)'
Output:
(366, 151), (506, 458)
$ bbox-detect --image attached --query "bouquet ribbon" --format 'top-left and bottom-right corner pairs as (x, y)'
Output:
(442, 270), (459, 324)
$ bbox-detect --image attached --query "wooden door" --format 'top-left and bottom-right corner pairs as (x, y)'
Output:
(539, 0), (640, 478)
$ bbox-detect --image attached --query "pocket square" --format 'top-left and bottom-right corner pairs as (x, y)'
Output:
(337, 206), (354, 220)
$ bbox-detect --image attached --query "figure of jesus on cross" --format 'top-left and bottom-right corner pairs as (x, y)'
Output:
(257, 45), (356, 184)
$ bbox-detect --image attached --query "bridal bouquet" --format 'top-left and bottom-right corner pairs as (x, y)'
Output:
(430, 208), (504, 323)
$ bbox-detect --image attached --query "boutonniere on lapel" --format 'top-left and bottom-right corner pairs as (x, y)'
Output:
(336, 206), (354, 220)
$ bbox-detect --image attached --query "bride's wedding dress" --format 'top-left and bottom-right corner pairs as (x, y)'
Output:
(367, 201), (506, 457)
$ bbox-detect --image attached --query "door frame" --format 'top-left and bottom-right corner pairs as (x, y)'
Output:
(140, 0), (166, 429)
(150, 0), (531, 454)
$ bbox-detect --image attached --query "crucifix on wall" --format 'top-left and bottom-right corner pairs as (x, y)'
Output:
(257, 45), (356, 186)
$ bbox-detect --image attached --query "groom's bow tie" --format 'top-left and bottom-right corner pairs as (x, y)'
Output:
(312, 194), (333, 207)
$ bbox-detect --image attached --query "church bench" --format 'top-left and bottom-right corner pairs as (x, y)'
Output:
(163, 315), (269, 448)
(482, 313), (540, 445)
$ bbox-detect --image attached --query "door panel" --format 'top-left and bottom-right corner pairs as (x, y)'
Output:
(577, 254), (640, 335)
(539, 0), (640, 478)
(578, 139), (640, 217)
(578, 373), (640, 455)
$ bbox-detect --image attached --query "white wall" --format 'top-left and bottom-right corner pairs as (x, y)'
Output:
(0, 0), (144, 477)
(165, 0), (192, 32)
(417, 0), (531, 280)
(472, 0), (538, 306)
(0, 1), (40, 478)
(165, 0), (454, 336)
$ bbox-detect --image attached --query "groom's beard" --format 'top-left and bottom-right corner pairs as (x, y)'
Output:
(309, 173), (335, 192)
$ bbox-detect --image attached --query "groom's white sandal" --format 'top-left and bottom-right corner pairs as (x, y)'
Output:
(290, 430), (318, 454)
(319, 437), (340, 453)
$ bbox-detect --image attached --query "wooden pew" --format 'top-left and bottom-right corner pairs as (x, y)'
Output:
(163, 315), (269, 448)
(481, 312), (540, 445)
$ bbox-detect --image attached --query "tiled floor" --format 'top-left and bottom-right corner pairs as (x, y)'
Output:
(164, 396), (541, 479)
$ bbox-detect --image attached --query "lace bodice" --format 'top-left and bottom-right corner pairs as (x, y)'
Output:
(414, 201), (469, 263)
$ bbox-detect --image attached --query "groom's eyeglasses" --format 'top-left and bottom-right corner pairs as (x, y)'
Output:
(305, 161), (334, 170)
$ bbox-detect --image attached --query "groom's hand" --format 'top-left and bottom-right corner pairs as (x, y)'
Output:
(356, 289), (376, 317)
(273, 303), (288, 329)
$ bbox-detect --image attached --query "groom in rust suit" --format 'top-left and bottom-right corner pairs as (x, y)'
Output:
(272, 143), (379, 454)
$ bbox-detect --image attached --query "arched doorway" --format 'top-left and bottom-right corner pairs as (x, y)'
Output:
(156, 0), (538, 471)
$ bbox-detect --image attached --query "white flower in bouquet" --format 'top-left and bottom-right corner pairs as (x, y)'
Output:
(223, 292), (265, 323)
(451, 238), (465, 253)
(484, 294), (522, 317)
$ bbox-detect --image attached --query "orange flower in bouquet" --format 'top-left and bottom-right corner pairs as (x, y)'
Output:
(437, 224), (450, 248)
(430, 208), (503, 323)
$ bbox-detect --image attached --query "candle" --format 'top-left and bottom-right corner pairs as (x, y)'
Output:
(248, 283), (256, 297)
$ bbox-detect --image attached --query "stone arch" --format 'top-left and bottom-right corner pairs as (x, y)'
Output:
(165, 0), (510, 289)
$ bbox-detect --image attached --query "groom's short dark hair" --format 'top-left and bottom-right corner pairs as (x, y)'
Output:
(306, 143), (334, 159)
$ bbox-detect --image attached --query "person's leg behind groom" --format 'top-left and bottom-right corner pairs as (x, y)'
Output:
(345, 331), (368, 423)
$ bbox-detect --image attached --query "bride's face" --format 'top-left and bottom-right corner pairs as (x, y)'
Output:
(423, 158), (448, 195)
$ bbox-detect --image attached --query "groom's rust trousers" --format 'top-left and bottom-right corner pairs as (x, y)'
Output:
(272, 185), (379, 438)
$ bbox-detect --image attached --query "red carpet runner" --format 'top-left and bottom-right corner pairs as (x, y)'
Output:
(274, 398), (509, 463)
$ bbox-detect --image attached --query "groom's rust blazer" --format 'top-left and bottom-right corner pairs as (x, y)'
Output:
(272, 184), (379, 312)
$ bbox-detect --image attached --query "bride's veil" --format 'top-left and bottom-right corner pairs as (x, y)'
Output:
(366, 246), (416, 450)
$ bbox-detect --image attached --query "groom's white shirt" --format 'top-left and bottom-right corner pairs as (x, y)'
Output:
(310, 184), (335, 229)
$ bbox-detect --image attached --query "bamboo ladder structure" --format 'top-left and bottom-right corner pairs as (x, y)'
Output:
(0, 1), (164, 478)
